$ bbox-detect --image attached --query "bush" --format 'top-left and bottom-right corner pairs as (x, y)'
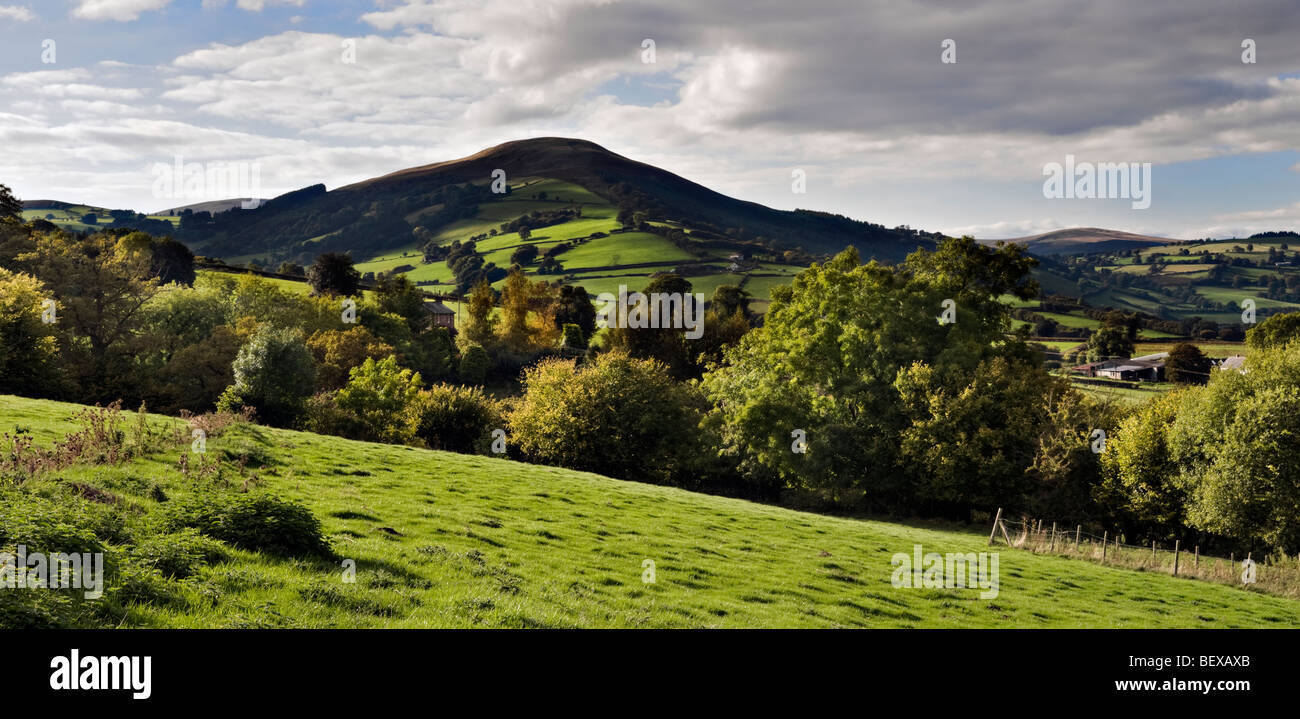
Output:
(301, 391), (367, 439)
(507, 351), (704, 484)
(414, 384), (502, 453)
(333, 356), (423, 444)
(0, 492), (114, 627)
(0, 492), (108, 556)
(163, 492), (333, 558)
(131, 529), (229, 579)
(0, 581), (82, 628)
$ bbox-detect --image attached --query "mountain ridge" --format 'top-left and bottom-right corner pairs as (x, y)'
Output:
(987, 227), (1173, 255)
(176, 137), (942, 263)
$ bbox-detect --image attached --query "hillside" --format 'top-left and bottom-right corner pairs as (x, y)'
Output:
(186, 137), (938, 265)
(153, 198), (266, 216)
(3, 393), (1296, 629)
(992, 227), (1172, 255)
(20, 199), (179, 233)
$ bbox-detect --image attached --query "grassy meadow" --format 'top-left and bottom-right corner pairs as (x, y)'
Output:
(4, 393), (1298, 629)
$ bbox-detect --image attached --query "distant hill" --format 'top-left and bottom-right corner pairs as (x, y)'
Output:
(989, 227), (1172, 255)
(153, 198), (266, 216)
(183, 137), (940, 263)
(22, 199), (109, 212)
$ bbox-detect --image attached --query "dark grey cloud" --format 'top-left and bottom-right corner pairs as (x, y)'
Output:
(423, 0), (1299, 136)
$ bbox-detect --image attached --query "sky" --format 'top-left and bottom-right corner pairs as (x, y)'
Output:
(1, 0), (1298, 240)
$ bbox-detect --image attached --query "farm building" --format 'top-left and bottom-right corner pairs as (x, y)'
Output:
(1219, 355), (1247, 373)
(422, 300), (456, 330)
(1096, 358), (1165, 382)
(1073, 353), (1166, 382)
(1072, 359), (1120, 378)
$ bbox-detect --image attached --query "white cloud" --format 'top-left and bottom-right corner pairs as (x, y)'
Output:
(0, 5), (35, 21)
(74, 0), (304, 21)
(73, 0), (173, 22)
(235, 0), (307, 10)
(4, 0), (1299, 238)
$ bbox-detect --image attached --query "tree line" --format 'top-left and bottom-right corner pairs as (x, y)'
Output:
(4, 184), (1300, 558)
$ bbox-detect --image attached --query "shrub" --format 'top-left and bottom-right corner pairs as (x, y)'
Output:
(507, 351), (704, 484)
(0, 492), (113, 628)
(301, 391), (366, 439)
(131, 529), (229, 579)
(0, 492), (108, 556)
(334, 356), (423, 444)
(0, 581), (82, 628)
(414, 384), (502, 453)
(163, 492), (333, 558)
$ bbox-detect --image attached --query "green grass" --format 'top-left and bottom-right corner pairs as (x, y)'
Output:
(1194, 285), (1300, 312)
(1132, 341), (1246, 359)
(346, 175), (807, 307)
(1033, 340), (1085, 352)
(558, 232), (696, 271)
(1070, 379), (1177, 404)
(195, 269), (313, 295)
(741, 275), (795, 300)
(5, 393), (1299, 628)
(559, 266), (683, 296)
(20, 205), (179, 233)
(1038, 311), (1101, 329)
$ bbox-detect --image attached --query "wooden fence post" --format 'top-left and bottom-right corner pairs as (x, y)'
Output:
(1050, 522), (1057, 551)
(988, 507), (1003, 546)
(1194, 545), (1199, 569)
(1075, 525), (1081, 550)
(1173, 540), (1180, 576)
(1102, 531), (1108, 562)
(999, 519), (1013, 547)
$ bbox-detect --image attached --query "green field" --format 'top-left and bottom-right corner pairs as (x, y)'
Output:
(1065, 237), (1300, 325)
(1132, 341), (1246, 359)
(1038, 311), (1101, 329)
(4, 393), (1298, 628)
(557, 232), (696, 270)
(22, 205), (180, 233)
(1069, 379), (1178, 405)
(349, 176), (803, 306)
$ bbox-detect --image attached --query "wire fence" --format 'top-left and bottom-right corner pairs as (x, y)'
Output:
(989, 512), (1300, 599)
